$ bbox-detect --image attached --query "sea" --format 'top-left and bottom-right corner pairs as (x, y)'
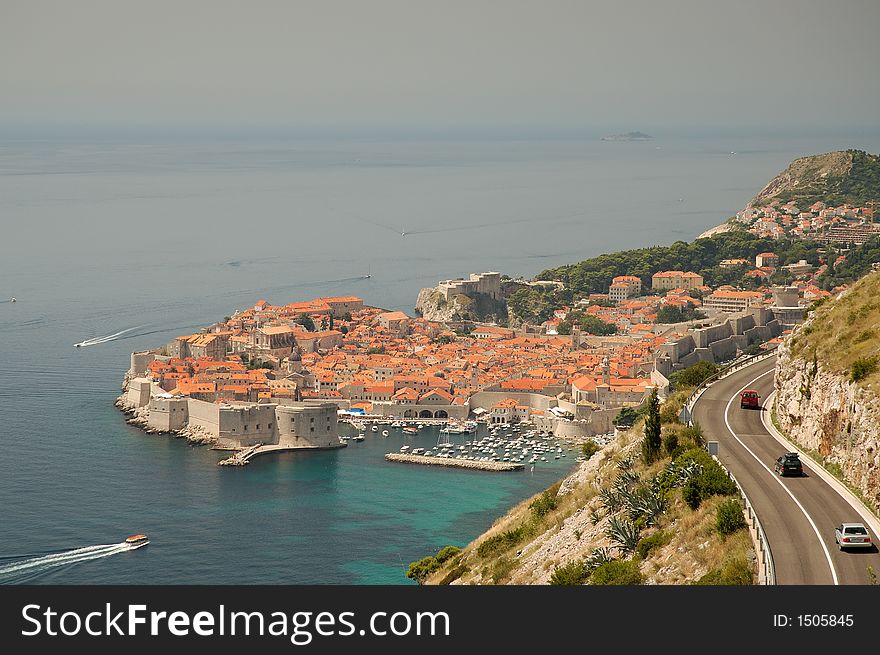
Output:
(1, 130), (878, 584)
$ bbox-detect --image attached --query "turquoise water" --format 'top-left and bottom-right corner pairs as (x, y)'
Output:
(2, 132), (879, 584)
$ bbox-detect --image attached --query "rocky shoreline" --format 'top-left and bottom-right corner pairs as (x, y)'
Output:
(696, 221), (734, 239)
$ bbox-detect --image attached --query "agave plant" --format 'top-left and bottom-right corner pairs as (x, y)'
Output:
(589, 509), (602, 525)
(616, 469), (641, 491)
(585, 547), (615, 571)
(606, 516), (641, 555)
(599, 488), (623, 513)
(617, 455), (636, 472)
(615, 485), (666, 525)
(649, 468), (672, 496)
(632, 487), (667, 525)
(678, 460), (703, 484)
(616, 487), (640, 517)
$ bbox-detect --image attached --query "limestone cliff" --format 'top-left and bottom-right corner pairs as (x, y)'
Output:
(774, 270), (880, 512)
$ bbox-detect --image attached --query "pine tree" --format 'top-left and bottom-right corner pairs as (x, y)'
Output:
(642, 387), (662, 463)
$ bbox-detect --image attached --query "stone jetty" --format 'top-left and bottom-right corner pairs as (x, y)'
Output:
(384, 453), (524, 471)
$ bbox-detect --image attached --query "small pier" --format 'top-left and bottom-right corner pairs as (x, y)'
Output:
(218, 444), (262, 466)
(384, 453), (524, 471)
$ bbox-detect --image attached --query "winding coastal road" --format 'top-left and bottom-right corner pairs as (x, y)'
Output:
(691, 355), (880, 585)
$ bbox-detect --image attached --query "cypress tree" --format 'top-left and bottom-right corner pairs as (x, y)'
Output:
(642, 387), (662, 463)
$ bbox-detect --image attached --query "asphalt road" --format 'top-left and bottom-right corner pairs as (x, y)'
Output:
(691, 355), (880, 585)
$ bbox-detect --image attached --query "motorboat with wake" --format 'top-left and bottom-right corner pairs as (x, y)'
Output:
(125, 534), (149, 549)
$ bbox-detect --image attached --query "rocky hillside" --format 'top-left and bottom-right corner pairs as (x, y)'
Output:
(749, 149), (880, 208)
(775, 269), (880, 512)
(414, 287), (508, 323)
(419, 411), (756, 586)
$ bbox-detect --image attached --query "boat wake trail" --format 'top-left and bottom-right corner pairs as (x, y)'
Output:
(74, 325), (147, 348)
(0, 543), (135, 583)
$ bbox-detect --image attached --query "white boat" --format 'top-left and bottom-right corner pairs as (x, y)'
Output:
(352, 433), (365, 441)
(125, 534), (149, 549)
(371, 425), (378, 432)
(381, 430), (389, 437)
(400, 445), (410, 452)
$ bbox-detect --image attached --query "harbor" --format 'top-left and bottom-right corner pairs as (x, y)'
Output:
(338, 418), (597, 475)
(385, 453), (523, 471)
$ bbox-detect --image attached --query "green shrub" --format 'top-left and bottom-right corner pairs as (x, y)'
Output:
(406, 545), (463, 584)
(659, 402), (681, 425)
(590, 560), (644, 585)
(550, 560), (589, 585)
(716, 499), (747, 535)
(663, 432), (679, 456)
(680, 424), (705, 448)
(693, 556), (753, 585)
(636, 530), (672, 559)
(435, 546), (461, 564)
(476, 526), (528, 558)
(851, 356), (878, 382)
(406, 556), (439, 584)
(670, 361), (720, 388)
(614, 406), (639, 427)
(677, 448), (737, 509)
(530, 486), (560, 518)
(581, 440), (600, 459)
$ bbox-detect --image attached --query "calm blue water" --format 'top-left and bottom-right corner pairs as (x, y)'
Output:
(1, 132), (878, 583)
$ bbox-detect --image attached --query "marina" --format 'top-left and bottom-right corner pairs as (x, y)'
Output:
(385, 453), (524, 471)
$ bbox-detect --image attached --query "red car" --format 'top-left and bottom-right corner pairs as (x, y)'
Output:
(740, 390), (760, 409)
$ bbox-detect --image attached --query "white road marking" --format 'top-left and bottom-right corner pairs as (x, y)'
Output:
(721, 367), (839, 585)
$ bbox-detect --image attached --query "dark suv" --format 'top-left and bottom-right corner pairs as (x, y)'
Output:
(774, 452), (803, 477)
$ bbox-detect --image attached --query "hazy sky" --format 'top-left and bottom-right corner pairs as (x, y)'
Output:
(2, 0), (879, 133)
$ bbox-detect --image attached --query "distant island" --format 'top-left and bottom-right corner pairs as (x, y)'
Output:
(600, 131), (654, 141)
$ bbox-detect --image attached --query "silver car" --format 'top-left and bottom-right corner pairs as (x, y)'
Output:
(834, 523), (873, 550)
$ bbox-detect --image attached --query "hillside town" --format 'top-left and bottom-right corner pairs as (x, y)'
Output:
(736, 199), (879, 245)
(120, 228), (850, 455)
